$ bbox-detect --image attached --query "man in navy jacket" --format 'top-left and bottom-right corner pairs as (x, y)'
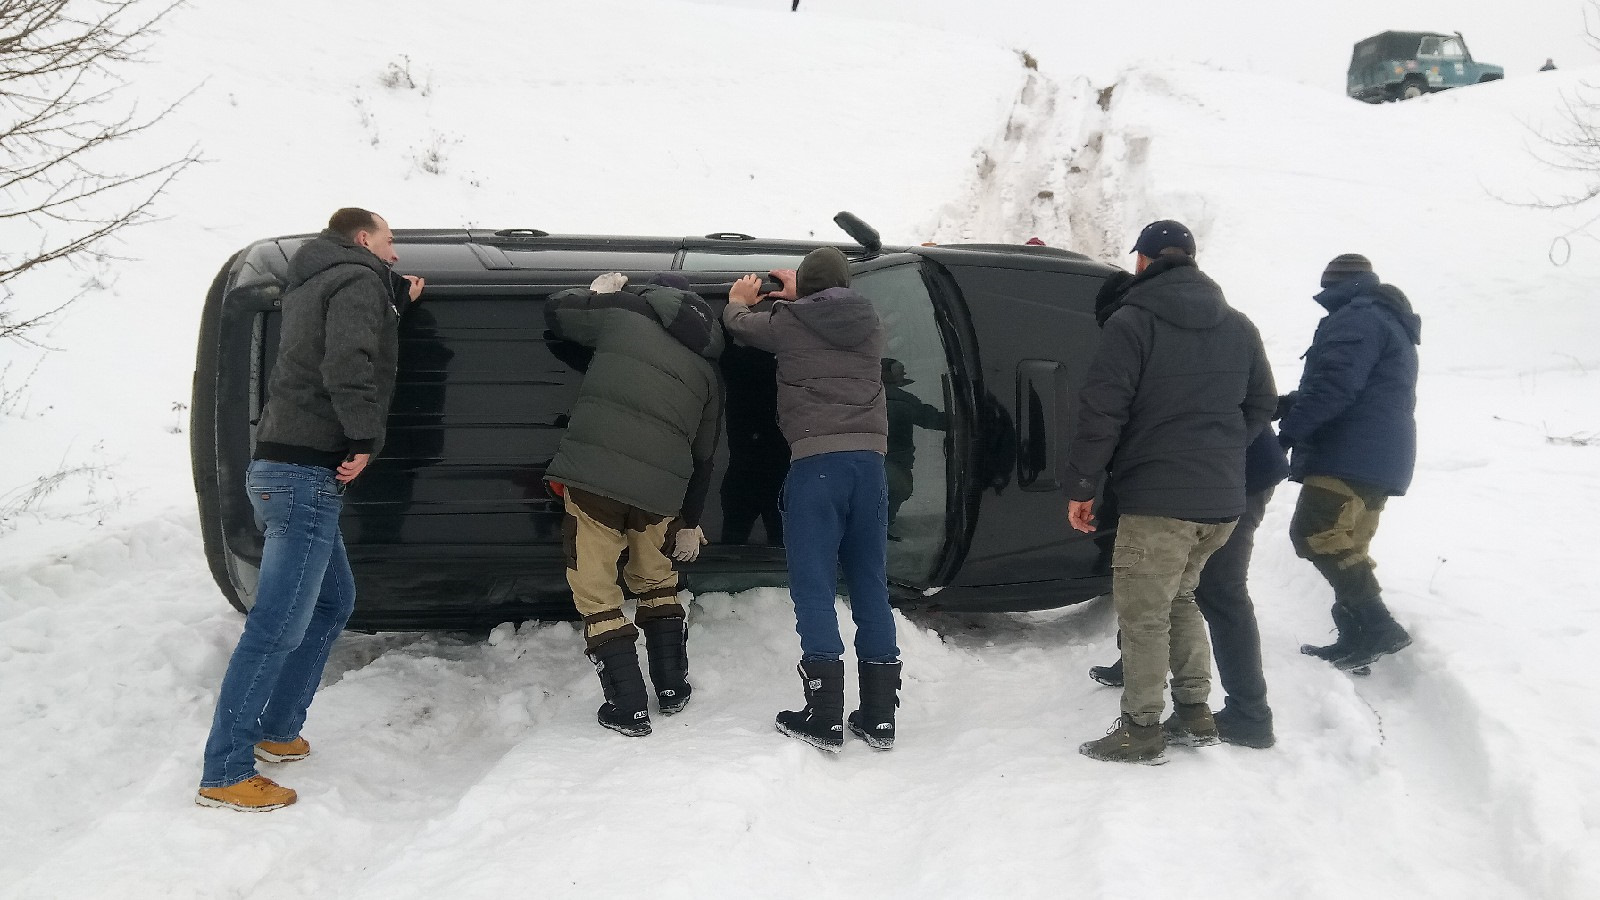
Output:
(1279, 253), (1422, 672)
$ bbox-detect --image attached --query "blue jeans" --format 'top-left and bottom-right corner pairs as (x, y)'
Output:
(200, 461), (356, 788)
(781, 451), (898, 662)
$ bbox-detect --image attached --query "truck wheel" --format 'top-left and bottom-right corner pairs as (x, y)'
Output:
(1400, 81), (1425, 100)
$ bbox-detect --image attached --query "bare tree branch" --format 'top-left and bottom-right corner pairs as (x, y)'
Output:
(0, 0), (195, 346)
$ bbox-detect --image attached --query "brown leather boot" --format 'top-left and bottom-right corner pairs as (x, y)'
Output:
(195, 775), (297, 812)
(255, 737), (310, 763)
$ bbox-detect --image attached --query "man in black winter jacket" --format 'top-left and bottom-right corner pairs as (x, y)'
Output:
(198, 208), (423, 812)
(1066, 220), (1276, 765)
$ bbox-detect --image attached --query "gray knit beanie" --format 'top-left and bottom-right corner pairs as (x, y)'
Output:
(1321, 253), (1374, 288)
(796, 246), (851, 298)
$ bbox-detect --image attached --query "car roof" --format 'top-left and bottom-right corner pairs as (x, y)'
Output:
(240, 229), (1116, 287)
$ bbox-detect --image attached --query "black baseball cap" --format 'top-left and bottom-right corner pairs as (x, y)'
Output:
(1131, 220), (1196, 257)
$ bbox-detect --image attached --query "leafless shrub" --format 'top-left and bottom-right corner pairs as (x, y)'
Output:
(0, 451), (120, 532)
(380, 54), (416, 90)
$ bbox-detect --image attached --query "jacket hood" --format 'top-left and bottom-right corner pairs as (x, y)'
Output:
(787, 287), (879, 349)
(635, 285), (724, 359)
(1316, 275), (1421, 345)
(1121, 256), (1228, 329)
(287, 230), (389, 291)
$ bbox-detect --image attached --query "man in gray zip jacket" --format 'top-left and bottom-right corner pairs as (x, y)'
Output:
(724, 246), (902, 753)
(198, 208), (422, 812)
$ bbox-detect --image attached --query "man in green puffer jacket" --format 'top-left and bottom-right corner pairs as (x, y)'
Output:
(544, 272), (724, 738)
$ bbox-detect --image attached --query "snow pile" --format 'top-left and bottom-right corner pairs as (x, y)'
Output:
(2, 1), (1599, 898)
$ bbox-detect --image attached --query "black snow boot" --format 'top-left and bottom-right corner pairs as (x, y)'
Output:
(1088, 657), (1124, 687)
(1301, 602), (1360, 662)
(1214, 705), (1275, 749)
(1333, 597), (1412, 671)
(775, 659), (845, 752)
(587, 637), (652, 737)
(848, 660), (902, 750)
(641, 616), (692, 715)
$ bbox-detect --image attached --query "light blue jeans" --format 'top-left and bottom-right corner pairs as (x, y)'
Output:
(200, 461), (355, 788)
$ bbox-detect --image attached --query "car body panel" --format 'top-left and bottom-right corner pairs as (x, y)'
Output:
(192, 231), (1118, 629)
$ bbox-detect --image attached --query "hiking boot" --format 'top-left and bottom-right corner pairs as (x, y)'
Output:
(1161, 701), (1220, 747)
(1088, 657), (1124, 687)
(1214, 705), (1275, 749)
(848, 659), (902, 750)
(641, 616), (692, 715)
(1301, 602), (1359, 661)
(1333, 598), (1412, 671)
(1079, 716), (1167, 765)
(588, 637), (652, 737)
(776, 658), (845, 752)
(254, 737), (310, 763)
(195, 775), (297, 812)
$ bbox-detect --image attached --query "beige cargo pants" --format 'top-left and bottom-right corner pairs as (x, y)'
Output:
(561, 487), (684, 650)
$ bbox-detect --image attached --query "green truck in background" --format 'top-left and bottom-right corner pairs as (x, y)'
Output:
(1348, 31), (1504, 102)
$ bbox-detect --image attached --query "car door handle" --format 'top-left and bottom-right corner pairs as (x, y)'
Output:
(1016, 359), (1062, 492)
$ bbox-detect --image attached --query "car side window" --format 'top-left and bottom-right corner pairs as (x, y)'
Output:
(1419, 36), (1441, 56)
(853, 263), (954, 585)
(1440, 37), (1464, 58)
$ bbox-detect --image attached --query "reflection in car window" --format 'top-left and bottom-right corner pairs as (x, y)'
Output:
(853, 264), (952, 585)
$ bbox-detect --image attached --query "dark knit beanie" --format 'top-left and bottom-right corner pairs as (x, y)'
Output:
(1321, 253), (1374, 288)
(648, 272), (691, 291)
(796, 246), (851, 297)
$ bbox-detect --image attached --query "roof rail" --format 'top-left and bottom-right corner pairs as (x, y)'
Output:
(704, 232), (757, 241)
(493, 228), (550, 238)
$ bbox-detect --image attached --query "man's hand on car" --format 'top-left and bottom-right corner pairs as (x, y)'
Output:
(729, 274), (763, 306)
(404, 275), (425, 302)
(766, 268), (798, 301)
(590, 272), (628, 293)
(337, 453), (371, 484)
(670, 526), (707, 562)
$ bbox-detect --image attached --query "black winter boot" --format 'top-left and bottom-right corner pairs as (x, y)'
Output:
(587, 638), (652, 737)
(1214, 704), (1275, 749)
(776, 659), (845, 752)
(1333, 597), (1412, 671)
(1301, 603), (1360, 661)
(640, 616), (692, 715)
(848, 660), (902, 750)
(1088, 657), (1124, 687)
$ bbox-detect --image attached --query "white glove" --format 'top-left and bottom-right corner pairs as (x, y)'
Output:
(590, 272), (628, 293)
(670, 526), (706, 562)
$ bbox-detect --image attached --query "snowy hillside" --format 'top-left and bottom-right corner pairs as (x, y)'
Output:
(3, 1), (1600, 898)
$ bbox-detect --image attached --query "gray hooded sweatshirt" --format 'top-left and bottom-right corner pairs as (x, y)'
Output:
(723, 286), (887, 460)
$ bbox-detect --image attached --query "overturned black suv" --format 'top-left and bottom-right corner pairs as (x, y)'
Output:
(192, 220), (1118, 630)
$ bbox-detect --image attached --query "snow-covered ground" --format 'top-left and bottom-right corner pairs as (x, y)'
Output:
(3, 1), (1599, 897)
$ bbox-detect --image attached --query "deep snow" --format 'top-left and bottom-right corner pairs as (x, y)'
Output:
(3, 1), (1599, 898)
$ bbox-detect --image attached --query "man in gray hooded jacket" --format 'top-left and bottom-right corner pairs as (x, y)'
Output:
(198, 208), (422, 812)
(724, 247), (902, 753)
